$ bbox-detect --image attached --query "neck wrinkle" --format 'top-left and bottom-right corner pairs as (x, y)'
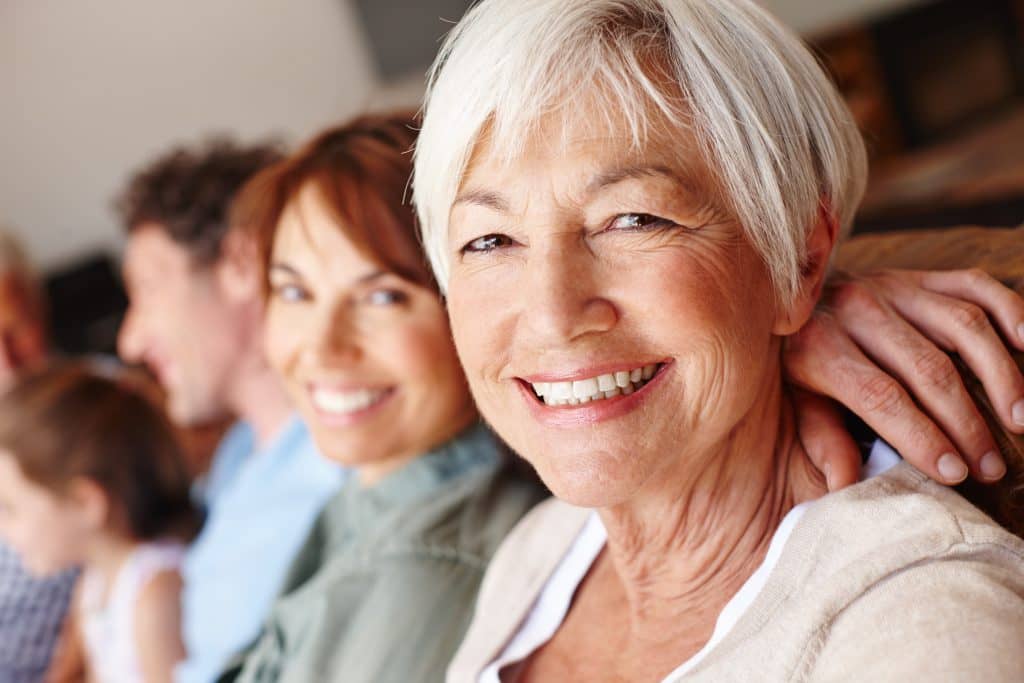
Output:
(596, 368), (826, 646)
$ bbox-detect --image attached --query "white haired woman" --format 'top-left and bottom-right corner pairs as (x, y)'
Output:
(413, 1), (1024, 680)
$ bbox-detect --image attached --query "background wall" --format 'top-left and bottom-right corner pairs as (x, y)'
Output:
(0, 0), (927, 271)
(0, 0), (387, 270)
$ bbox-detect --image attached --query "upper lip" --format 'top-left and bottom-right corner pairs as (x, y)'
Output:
(516, 360), (667, 383)
(306, 381), (390, 392)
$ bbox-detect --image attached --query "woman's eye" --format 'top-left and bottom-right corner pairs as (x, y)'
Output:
(461, 234), (515, 254)
(271, 284), (310, 303)
(609, 213), (676, 231)
(365, 289), (407, 306)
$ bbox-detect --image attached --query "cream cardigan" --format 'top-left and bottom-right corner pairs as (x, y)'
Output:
(448, 462), (1024, 682)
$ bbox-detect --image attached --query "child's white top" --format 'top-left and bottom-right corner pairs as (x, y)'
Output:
(80, 541), (185, 683)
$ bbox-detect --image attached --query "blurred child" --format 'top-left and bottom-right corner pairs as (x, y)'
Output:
(0, 361), (198, 683)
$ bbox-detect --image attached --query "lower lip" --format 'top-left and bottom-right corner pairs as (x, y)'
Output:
(308, 388), (396, 428)
(517, 363), (671, 427)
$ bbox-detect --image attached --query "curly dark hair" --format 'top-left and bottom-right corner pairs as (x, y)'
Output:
(115, 138), (283, 266)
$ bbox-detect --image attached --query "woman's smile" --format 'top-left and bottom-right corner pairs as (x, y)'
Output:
(515, 361), (672, 426)
(525, 362), (664, 405)
(306, 383), (396, 427)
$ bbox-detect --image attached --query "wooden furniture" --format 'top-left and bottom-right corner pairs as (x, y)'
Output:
(856, 107), (1024, 232)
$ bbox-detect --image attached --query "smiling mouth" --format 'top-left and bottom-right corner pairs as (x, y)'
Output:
(309, 386), (394, 416)
(527, 363), (664, 407)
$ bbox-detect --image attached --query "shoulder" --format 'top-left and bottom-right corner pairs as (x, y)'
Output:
(133, 567), (183, 651)
(808, 551), (1024, 680)
(134, 568), (182, 620)
(474, 496), (587, 608)
(390, 457), (550, 565)
(447, 498), (590, 682)
(798, 464), (1024, 679)
(807, 462), (1024, 569)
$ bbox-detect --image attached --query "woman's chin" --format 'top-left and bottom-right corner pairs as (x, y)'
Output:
(531, 449), (651, 509)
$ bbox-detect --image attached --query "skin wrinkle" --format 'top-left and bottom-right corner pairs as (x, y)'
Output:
(447, 95), (836, 679)
(599, 383), (818, 631)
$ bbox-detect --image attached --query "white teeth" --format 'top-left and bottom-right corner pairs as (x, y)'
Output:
(530, 364), (661, 407)
(549, 382), (572, 401)
(311, 387), (387, 415)
(572, 377), (599, 399)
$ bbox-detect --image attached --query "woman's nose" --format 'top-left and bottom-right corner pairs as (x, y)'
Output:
(309, 305), (364, 365)
(520, 238), (618, 345)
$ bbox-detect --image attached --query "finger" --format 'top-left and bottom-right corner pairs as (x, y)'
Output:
(916, 268), (1024, 351)
(832, 289), (1004, 482)
(882, 280), (1024, 438)
(786, 311), (969, 484)
(790, 388), (861, 491)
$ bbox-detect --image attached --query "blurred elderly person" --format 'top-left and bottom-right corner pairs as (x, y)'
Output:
(413, 1), (1024, 680)
(0, 228), (76, 683)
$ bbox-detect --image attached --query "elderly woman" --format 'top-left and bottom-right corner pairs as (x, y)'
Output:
(413, 0), (1024, 680)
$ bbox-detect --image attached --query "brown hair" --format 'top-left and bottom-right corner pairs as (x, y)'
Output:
(0, 361), (199, 541)
(231, 111), (435, 290)
(116, 138), (283, 266)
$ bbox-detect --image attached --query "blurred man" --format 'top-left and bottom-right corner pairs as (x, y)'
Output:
(115, 140), (345, 683)
(0, 228), (77, 683)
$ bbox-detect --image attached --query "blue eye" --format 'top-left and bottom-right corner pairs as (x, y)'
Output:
(365, 289), (407, 306)
(609, 214), (676, 231)
(272, 284), (310, 303)
(462, 234), (515, 254)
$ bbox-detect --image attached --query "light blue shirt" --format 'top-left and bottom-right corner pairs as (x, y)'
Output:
(176, 416), (345, 683)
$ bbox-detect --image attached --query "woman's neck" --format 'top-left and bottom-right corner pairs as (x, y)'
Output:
(228, 357), (295, 448)
(595, 369), (827, 649)
(356, 404), (480, 488)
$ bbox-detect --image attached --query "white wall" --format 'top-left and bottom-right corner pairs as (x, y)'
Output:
(0, 0), (404, 271)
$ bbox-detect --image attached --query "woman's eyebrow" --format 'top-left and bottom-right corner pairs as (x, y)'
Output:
(453, 188), (509, 212)
(355, 270), (388, 285)
(585, 164), (696, 198)
(268, 262), (302, 278)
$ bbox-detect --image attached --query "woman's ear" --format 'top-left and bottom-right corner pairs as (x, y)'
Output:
(66, 477), (110, 532)
(773, 204), (840, 335)
(216, 228), (263, 303)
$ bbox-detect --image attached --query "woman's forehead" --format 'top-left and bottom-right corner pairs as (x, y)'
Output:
(460, 107), (715, 203)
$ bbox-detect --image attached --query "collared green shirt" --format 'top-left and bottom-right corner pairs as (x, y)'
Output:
(220, 423), (547, 683)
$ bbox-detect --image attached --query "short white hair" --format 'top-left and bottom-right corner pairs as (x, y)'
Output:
(413, 0), (868, 306)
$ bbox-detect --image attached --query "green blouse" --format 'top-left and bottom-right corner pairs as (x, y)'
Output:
(219, 423), (548, 683)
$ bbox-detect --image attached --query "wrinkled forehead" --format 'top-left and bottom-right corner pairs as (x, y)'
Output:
(459, 92), (723, 210)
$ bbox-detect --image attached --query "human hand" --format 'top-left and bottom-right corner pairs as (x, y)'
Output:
(785, 269), (1024, 489)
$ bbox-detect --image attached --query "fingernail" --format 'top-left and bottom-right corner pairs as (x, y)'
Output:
(824, 462), (833, 491)
(980, 451), (1007, 481)
(1014, 400), (1024, 426)
(1018, 323), (1024, 344)
(938, 453), (968, 483)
